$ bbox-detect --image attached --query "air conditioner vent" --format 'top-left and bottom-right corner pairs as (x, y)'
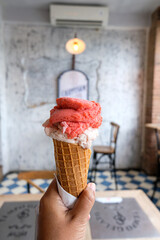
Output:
(56, 19), (103, 28)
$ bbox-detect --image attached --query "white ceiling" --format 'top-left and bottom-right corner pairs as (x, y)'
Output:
(0, 0), (160, 27)
(1, 0), (160, 13)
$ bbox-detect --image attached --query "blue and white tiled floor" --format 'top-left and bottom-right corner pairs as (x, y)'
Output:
(0, 170), (160, 210)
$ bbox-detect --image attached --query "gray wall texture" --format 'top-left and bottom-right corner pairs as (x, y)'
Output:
(0, 19), (5, 166)
(1, 24), (147, 173)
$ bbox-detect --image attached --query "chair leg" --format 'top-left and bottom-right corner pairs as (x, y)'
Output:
(88, 169), (93, 182)
(113, 154), (118, 190)
(113, 167), (118, 190)
(151, 178), (158, 200)
(89, 151), (96, 182)
(93, 159), (98, 183)
(27, 182), (30, 193)
(108, 155), (113, 179)
(93, 152), (98, 183)
(151, 156), (160, 200)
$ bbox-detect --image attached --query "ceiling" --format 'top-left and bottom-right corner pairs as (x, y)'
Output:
(0, 0), (160, 27)
(1, 0), (160, 13)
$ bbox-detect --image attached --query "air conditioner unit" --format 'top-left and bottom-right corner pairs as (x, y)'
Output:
(50, 4), (109, 29)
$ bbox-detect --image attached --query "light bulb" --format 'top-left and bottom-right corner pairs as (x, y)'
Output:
(73, 42), (79, 51)
(66, 37), (86, 55)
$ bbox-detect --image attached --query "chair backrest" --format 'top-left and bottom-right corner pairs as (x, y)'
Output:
(110, 122), (120, 147)
(18, 170), (56, 180)
(18, 170), (56, 193)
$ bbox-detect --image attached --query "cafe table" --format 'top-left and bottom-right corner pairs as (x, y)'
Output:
(145, 123), (160, 146)
(0, 190), (160, 240)
(145, 123), (160, 131)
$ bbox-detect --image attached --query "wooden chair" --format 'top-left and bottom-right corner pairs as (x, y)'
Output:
(18, 170), (56, 193)
(90, 122), (120, 190)
(152, 130), (160, 199)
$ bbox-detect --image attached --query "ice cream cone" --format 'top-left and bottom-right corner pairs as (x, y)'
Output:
(53, 139), (91, 197)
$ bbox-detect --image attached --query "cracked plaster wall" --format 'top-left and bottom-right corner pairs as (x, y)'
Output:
(0, 16), (5, 166)
(2, 24), (146, 173)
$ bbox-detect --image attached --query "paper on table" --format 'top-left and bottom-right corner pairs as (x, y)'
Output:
(55, 175), (77, 209)
(96, 197), (123, 204)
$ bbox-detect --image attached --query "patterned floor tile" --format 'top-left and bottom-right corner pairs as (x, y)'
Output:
(128, 170), (139, 175)
(17, 180), (27, 186)
(130, 179), (141, 185)
(98, 173), (109, 179)
(147, 176), (156, 181)
(144, 178), (154, 184)
(0, 187), (11, 194)
(132, 175), (146, 182)
(32, 179), (45, 185)
(117, 180), (126, 185)
(152, 198), (159, 205)
(92, 171), (103, 177)
(6, 173), (18, 179)
(30, 187), (40, 194)
(0, 170), (160, 211)
(96, 184), (108, 191)
(40, 182), (49, 189)
(146, 189), (153, 197)
(140, 188), (149, 194)
(102, 171), (111, 177)
(101, 180), (112, 187)
(125, 173), (135, 178)
(8, 183), (20, 190)
(124, 182), (138, 189)
(117, 184), (124, 190)
(106, 183), (115, 190)
(97, 182), (116, 190)
(154, 191), (160, 199)
(156, 199), (160, 208)
(47, 179), (52, 184)
(11, 186), (27, 194)
(94, 177), (106, 184)
(1, 179), (15, 187)
(119, 176), (132, 182)
(116, 170), (127, 176)
(139, 182), (153, 190)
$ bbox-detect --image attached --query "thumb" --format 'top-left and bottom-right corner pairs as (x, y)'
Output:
(71, 183), (96, 222)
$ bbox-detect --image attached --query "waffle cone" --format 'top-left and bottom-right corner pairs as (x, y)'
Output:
(53, 139), (91, 197)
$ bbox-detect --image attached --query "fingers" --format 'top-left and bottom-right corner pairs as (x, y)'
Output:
(42, 177), (58, 200)
(39, 178), (57, 208)
(70, 183), (96, 223)
(39, 178), (67, 212)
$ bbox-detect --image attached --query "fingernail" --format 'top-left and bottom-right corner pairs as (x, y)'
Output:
(88, 214), (91, 220)
(88, 183), (96, 192)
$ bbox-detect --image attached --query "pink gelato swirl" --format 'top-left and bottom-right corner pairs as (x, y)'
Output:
(43, 97), (102, 139)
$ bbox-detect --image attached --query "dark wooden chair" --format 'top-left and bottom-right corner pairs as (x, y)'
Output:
(18, 170), (56, 193)
(152, 130), (160, 199)
(90, 122), (120, 190)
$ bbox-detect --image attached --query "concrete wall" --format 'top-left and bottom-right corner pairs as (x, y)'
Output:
(0, 7), (5, 166)
(1, 24), (147, 173)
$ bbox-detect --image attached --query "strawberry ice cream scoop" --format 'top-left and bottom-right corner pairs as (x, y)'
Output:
(43, 97), (102, 139)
